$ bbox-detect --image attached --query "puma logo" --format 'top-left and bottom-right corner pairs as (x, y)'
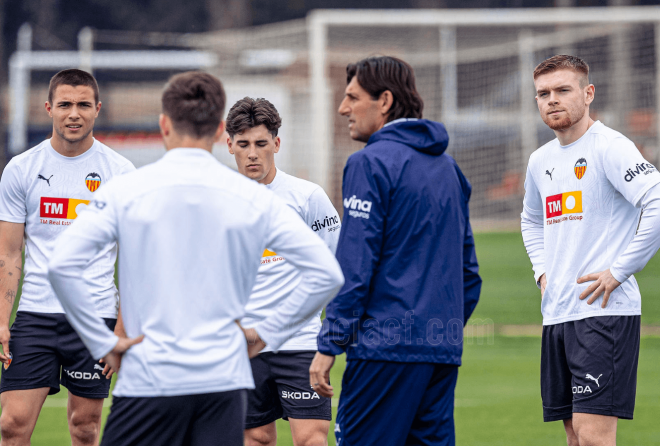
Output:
(545, 169), (554, 180)
(37, 174), (53, 186)
(585, 373), (602, 388)
(94, 364), (105, 371)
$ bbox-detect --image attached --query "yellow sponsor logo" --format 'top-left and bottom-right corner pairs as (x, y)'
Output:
(262, 249), (277, 257)
(66, 199), (91, 219)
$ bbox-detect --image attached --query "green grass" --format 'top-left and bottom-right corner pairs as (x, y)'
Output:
(470, 232), (660, 326)
(6, 232), (660, 445)
(454, 336), (660, 446)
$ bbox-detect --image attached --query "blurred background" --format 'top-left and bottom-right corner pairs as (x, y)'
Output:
(2, 1), (660, 445)
(3, 0), (660, 229)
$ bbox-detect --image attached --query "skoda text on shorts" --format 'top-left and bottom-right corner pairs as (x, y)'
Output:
(226, 97), (341, 446)
(313, 56), (482, 446)
(522, 55), (660, 446)
(47, 72), (344, 446)
(0, 69), (135, 446)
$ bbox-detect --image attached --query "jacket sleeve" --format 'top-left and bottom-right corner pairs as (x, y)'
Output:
(455, 162), (481, 324)
(317, 153), (389, 356)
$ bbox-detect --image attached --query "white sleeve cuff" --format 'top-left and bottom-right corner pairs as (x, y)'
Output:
(534, 271), (545, 289)
(609, 266), (628, 284)
(90, 334), (120, 361)
(253, 324), (284, 353)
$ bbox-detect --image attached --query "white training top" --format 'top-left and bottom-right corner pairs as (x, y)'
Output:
(0, 139), (135, 317)
(521, 121), (660, 325)
(242, 169), (341, 352)
(47, 149), (344, 397)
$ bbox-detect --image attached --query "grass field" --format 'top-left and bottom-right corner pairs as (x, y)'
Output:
(7, 232), (660, 445)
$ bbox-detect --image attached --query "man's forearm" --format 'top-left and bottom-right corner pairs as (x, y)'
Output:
(521, 213), (546, 284)
(0, 253), (22, 327)
(114, 306), (126, 338)
(48, 215), (119, 360)
(611, 185), (660, 282)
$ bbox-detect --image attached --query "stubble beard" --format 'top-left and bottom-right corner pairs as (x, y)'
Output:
(55, 125), (93, 144)
(543, 103), (585, 131)
(350, 125), (372, 143)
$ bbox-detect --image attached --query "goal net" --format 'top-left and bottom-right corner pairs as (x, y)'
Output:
(10, 7), (660, 228)
(301, 7), (660, 228)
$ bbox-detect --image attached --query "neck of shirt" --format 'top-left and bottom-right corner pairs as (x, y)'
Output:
(266, 168), (284, 190)
(559, 121), (601, 149)
(47, 138), (98, 162)
(162, 148), (215, 161)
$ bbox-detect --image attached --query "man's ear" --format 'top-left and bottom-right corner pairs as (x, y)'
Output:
(585, 84), (595, 106)
(227, 135), (234, 155)
(379, 90), (394, 116)
(273, 136), (281, 154)
(159, 114), (170, 137)
(213, 121), (225, 144)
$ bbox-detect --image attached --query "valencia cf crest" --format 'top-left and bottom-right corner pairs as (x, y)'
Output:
(85, 172), (101, 192)
(574, 158), (587, 180)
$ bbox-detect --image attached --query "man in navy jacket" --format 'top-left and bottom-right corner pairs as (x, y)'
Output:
(310, 56), (481, 446)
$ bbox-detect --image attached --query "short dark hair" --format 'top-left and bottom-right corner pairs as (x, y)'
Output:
(533, 55), (590, 88)
(161, 71), (226, 139)
(48, 69), (100, 105)
(225, 97), (282, 138)
(346, 56), (423, 122)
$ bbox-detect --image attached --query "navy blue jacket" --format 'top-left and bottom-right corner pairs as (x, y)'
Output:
(317, 119), (481, 365)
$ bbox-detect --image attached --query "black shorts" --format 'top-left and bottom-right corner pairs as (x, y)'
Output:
(246, 350), (331, 429)
(101, 389), (247, 446)
(0, 311), (116, 398)
(541, 315), (640, 422)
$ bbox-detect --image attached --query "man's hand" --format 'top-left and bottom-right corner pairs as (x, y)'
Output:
(577, 269), (622, 308)
(243, 327), (267, 359)
(101, 335), (144, 376)
(236, 320), (266, 358)
(538, 273), (547, 298)
(0, 325), (10, 365)
(103, 309), (128, 379)
(309, 352), (335, 398)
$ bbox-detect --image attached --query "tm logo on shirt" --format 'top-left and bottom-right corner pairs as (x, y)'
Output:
(546, 191), (583, 225)
(344, 195), (372, 219)
(40, 197), (90, 225)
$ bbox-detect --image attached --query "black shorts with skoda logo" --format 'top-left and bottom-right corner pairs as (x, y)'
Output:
(541, 315), (640, 422)
(0, 311), (116, 398)
(246, 350), (332, 429)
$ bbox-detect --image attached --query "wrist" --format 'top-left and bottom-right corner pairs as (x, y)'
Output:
(609, 267), (627, 284)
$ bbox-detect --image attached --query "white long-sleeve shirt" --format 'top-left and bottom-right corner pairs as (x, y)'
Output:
(47, 148), (344, 397)
(521, 121), (660, 325)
